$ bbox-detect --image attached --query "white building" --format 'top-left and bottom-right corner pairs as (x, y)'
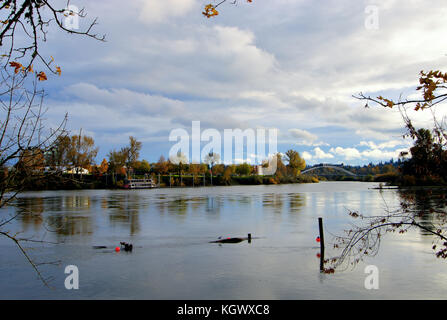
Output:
(63, 167), (90, 175)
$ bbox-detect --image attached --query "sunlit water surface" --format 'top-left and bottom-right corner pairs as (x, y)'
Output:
(0, 182), (445, 299)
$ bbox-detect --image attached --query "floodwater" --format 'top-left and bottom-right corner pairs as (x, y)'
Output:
(0, 182), (446, 299)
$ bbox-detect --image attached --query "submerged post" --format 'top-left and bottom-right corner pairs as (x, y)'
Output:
(318, 217), (325, 272)
(248, 233), (252, 244)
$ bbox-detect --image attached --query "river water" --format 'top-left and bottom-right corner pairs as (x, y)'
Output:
(0, 182), (446, 299)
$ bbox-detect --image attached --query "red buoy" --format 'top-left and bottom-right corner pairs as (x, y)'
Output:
(316, 236), (320, 243)
(115, 246), (120, 252)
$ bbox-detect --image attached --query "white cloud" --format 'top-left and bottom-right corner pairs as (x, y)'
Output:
(330, 147), (362, 160)
(301, 151), (313, 161)
(313, 147), (334, 160)
(358, 140), (409, 150)
(287, 128), (329, 147)
(289, 128), (317, 142)
(361, 148), (409, 160)
(330, 146), (409, 162)
(138, 0), (197, 24)
(64, 83), (185, 117)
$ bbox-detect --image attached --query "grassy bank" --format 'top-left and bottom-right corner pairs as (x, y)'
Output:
(16, 172), (320, 191)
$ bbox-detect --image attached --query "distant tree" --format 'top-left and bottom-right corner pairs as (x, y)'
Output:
(199, 163), (209, 175)
(228, 164), (237, 174)
(51, 135), (71, 168)
(274, 153), (287, 178)
(98, 158), (109, 174)
(284, 149), (306, 176)
(127, 136), (142, 169)
(154, 155), (169, 175)
(134, 160), (151, 174)
(222, 166), (233, 185)
(189, 163), (201, 176)
(15, 147), (45, 175)
(66, 133), (98, 173)
(382, 164), (396, 174)
(235, 163), (251, 176)
(213, 164), (225, 175)
(107, 149), (127, 175)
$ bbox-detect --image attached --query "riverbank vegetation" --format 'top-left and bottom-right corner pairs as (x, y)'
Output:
(2, 133), (318, 190)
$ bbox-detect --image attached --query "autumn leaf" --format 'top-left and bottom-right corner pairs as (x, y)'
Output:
(36, 71), (47, 81)
(377, 95), (394, 108)
(56, 66), (61, 76)
(9, 61), (22, 74)
(203, 4), (219, 18)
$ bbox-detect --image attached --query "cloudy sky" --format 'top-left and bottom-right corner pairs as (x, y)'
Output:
(37, 0), (447, 165)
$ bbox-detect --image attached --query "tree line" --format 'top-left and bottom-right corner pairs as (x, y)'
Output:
(2, 131), (317, 189)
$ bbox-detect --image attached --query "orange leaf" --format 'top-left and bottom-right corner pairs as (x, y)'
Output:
(37, 72), (47, 81)
(9, 61), (22, 74)
(203, 4), (219, 18)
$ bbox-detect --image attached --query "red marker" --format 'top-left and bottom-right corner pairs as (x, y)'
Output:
(316, 236), (320, 243)
(115, 247), (120, 252)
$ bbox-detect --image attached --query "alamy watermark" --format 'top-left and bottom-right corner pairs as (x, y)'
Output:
(64, 265), (79, 290)
(63, 5), (80, 30)
(168, 121), (278, 174)
(365, 4), (380, 30)
(364, 265), (379, 290)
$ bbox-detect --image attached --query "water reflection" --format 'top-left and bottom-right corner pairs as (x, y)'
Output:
(16, 197), (44, 232)
(398, 188), (447, 237)
(46, 215), (93, 237)
(10, 188), (308, 239)
(154, 195), (224, 221)
(262, 193), (305, 215)
(262, 193), (284, 215)
(288, 193), (305, 213)
(103, 193), (144, 235)
(326, 187), (447, 272)
(15, 195), (94, 238)
(5, 183), (447, 299)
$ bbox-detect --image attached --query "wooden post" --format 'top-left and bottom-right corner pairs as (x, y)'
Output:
(318, 217), (325, 272)
(248, 233), (252, 244)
